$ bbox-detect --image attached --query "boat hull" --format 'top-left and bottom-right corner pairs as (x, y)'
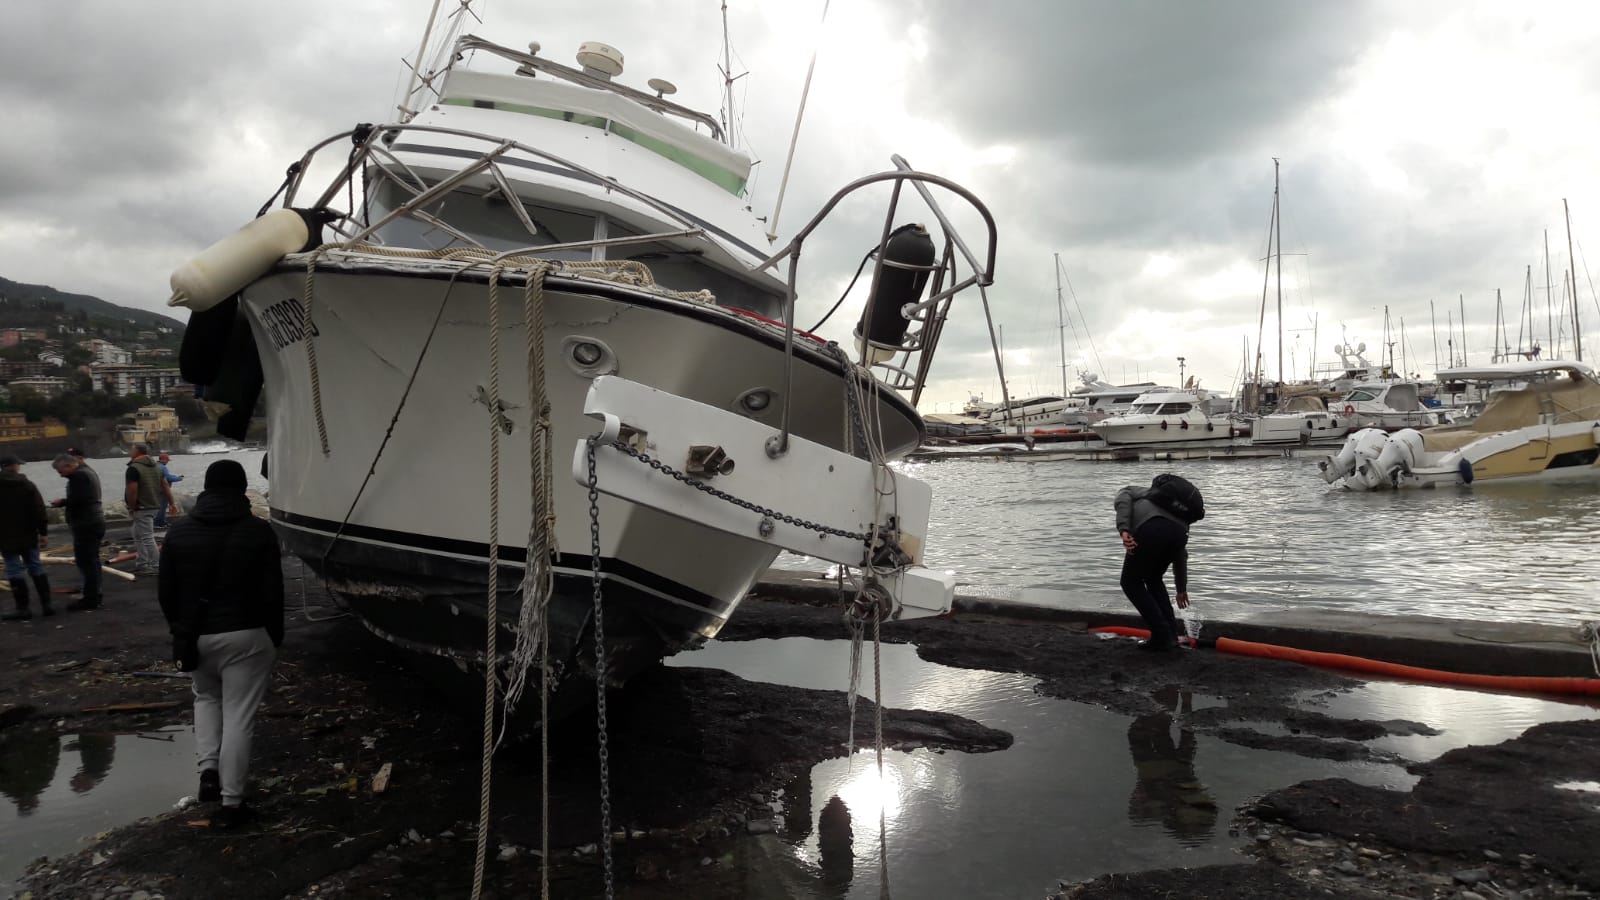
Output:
(241, 260), (922, 702)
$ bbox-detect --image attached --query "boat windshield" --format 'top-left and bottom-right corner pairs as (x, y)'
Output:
(1155, 403), (1192, 414)
(1129, 403), (1163, 414)
(1346, 389), (1378, 402)
(366, 182), (786, 318)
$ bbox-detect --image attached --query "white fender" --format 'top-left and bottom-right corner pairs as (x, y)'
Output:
(169, 209), (309, 311)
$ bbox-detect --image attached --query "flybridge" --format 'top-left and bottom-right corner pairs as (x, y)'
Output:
(437, 36), (753, 196)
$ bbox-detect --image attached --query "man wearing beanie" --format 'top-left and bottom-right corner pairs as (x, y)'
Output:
(0, 455), (52, 621)
(158, 459), (282, 828)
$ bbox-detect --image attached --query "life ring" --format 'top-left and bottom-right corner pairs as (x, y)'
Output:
(1342, 404), (1356, 415)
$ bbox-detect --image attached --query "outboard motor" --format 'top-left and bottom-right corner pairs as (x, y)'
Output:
(854, 223), (936, 365)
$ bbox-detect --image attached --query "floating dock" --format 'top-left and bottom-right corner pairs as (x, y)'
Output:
(909, 439), (1338, 463)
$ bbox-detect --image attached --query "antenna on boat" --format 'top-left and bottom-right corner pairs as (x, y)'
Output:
(718, 0), (748, 149)
(397, 0), (482, 122)
(766, 0), (832, 241)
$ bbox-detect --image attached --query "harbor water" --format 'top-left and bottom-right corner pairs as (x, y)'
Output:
(671, 637), (1599, 898)
(782, 455), (1600, 627)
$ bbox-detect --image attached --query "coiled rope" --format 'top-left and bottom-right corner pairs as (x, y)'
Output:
(1581, 620), (1600, 678)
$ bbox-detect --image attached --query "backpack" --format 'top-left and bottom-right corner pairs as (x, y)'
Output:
(1146, 473), (1205, 524)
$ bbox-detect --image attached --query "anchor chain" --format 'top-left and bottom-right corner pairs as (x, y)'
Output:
(603, 439), (872, 543)
(586, 440), (617, 900)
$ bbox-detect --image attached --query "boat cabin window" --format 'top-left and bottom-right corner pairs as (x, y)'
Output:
(368, 181), (598, 261)
(1155, 403), (1192, 415)
(1130, 403), (1163, 414)
(1346, 390), (1378, 402)
(606, 221), (786, 319)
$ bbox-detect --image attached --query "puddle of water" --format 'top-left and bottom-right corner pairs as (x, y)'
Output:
(0, 727), (196, 888)
(1558, 781), (1600, 793)
(670, 639), (1415, 898)
(1298, 679), (1600, 761)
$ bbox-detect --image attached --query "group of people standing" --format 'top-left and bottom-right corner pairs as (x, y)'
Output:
(0, 443), (179, 620)
(1, 446), (282, 828)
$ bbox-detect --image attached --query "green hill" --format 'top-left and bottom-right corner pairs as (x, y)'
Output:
(0, 276), (185, 331)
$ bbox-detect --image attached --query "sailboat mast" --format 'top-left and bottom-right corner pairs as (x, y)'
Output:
(1274, 158), (1284, 386)
(1054, 252), (1068, 398)
(1545, 230), (1555, 353)
(1309, 312), (1319, 381)
(1458, 294), (1467, 366)
(1430, 300), (1440, 374)
(1565, 198), (1583, 361)
(1400, 316), (1408, 376)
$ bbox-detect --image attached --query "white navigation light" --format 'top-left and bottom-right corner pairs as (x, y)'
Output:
(576, 41), (624, 79)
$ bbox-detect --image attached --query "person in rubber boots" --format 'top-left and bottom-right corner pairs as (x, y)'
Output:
(0, 455), (53, 621)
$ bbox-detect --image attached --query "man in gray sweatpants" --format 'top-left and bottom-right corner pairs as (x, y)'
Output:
(158, 459), (283, 828)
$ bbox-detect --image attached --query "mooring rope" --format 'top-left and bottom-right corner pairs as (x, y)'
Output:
(301, 253), (332, 456)
(470, 266), (508, 900)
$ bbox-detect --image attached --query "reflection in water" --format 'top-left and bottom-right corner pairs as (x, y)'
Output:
(1, 727), (196, 887)
(1126, 688), (1216, 845)
(678, 638), (1596, 898)
(817, 795), (854, 896)
(0, 730), (60, 815)
(66, 734), (115, 795)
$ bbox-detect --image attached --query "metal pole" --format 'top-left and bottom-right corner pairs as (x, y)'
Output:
(400, 0), (445, 121)
(1274, 158), (1283, 386)
(1054, 252), (1068, 398)
(1459, 294), (1468, 367)
(1566, 198), (1583, 361)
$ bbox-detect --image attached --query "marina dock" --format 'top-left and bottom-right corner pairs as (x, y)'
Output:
(757, 570), (1600, 680)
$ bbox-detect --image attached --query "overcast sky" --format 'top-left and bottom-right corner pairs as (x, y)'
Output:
(6, 1), (1600, 410)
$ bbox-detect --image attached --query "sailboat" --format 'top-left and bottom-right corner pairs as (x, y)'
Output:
(168, 22), (998, 711)
(1241, 159), (1357, 445)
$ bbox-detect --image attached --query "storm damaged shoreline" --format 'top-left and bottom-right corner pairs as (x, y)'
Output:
(4, 556), (1599, 899)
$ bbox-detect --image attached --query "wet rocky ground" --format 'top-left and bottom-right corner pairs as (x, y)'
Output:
(4, 540), (1599, 899)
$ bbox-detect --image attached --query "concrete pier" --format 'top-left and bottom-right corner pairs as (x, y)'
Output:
(755, 570), (1600, 681)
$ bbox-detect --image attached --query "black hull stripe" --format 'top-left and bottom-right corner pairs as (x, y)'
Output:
(270, 508), (735, 616)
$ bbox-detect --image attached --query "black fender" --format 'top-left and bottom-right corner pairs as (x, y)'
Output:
(207, 310), (264, 441)
(179, 295), (239, 386)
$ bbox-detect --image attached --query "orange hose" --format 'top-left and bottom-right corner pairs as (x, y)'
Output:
(1088, 627), (1600, 697)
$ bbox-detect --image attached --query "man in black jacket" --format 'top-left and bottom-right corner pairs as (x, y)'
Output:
(0, 455), (52, 621)
(52, 453), (105, 611)
(158, 459), (283, 827)
(1113, 474), (1196, 653)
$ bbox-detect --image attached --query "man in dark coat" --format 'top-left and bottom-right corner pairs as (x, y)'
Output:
(52, 452), (106, 611)
(0, 455), (52, 621)
(158, 459), (282, 828)
(1113, 474), (1196, 652)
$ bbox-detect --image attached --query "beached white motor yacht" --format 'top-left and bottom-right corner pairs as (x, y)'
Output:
(1088, 388), (1232, 445)
(1319, 360), (1600, 490)
(168, 33), (997, 710)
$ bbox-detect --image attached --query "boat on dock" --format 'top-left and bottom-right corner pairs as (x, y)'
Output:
(1319, 360), (1600, 490)
(1088, 386), (1234, 446)
(169, 28), (997, 712)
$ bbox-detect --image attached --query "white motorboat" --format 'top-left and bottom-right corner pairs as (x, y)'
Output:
(1088, 388), (1232, 445)
(1247, 397), (1354, 445)
(1331, 380), (1456, 430)
(1319, 360), (1600, 490)
(169, 33), (998, 711)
